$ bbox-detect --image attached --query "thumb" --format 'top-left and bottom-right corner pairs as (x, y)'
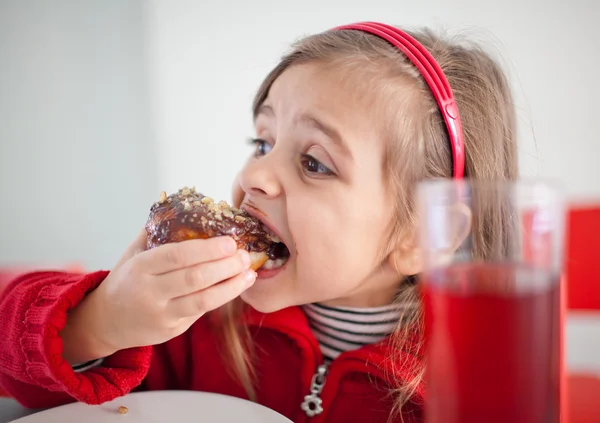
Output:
(114, 227), (148, 269)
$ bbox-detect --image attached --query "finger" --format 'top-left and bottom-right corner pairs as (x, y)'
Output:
(167, 269), (257, 318)
(114, 227), (148, 269)
(157, 249), (252, 298)
(136, 236), (238, 275)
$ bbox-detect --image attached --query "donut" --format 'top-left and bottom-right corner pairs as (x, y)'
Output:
(145, 187), (289, 271)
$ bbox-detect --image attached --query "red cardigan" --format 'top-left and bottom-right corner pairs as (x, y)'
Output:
(0, 270), (424, 422)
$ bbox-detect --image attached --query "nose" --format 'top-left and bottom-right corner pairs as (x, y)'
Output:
(237, 155), (283, 201)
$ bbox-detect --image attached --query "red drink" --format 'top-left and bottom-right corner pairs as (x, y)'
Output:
(423, 263), (560, 423)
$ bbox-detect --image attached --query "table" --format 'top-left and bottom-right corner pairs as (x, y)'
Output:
(1, 312), (598, 423)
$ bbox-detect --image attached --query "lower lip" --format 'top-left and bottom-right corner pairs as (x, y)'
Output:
(256, 259), (290, 279)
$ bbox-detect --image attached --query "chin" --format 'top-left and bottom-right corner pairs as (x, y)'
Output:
(239, 260), (299, 313)
(240, 286), (292, 314)
(240, 296), (285, 314)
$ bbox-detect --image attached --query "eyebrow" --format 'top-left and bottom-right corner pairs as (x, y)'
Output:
(256, 104), (274, 118)
(299, 114), (344, 148)
(256, 104), (351, 158)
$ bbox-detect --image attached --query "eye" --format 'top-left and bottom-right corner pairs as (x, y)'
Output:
(300, 154), (334, 176)
(248, 138), (272, 157)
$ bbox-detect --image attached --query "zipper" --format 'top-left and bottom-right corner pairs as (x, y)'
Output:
(300, 363), (328, 417)
(299, 351), (393, 421)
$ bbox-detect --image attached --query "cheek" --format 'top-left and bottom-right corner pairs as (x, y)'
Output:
(291, 203), (385, 282)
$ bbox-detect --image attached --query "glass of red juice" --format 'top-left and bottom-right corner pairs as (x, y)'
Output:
(416, 179), (565, 423)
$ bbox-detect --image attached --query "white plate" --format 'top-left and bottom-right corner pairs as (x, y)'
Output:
(10, 391), (292, 423)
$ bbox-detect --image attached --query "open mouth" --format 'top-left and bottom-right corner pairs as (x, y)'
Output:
(261, 238), (290, 270)
(240, 202), (291, 271)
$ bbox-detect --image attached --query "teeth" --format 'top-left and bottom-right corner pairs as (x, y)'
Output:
(262, 257), (288, 270)
(269, 234), (281, 243)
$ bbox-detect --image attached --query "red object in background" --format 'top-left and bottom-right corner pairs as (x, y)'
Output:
(563, 203), (600, 423)
(568, 374), (600, 423)
(565, 204), (600, 310)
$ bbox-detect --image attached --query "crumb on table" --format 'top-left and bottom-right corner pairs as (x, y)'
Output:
(118, 406), (128, 414)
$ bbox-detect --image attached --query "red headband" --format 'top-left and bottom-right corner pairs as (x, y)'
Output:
(333, 22), (465, 179)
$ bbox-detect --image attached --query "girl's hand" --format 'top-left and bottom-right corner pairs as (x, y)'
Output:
(61, 229), (255, 363)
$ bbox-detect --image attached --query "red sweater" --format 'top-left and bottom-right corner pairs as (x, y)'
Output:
(0, 270), (424, 422)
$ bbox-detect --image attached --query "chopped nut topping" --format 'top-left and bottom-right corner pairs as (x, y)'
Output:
(159, 191), (167, 203)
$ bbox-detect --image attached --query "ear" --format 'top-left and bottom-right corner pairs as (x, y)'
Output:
(388, 202), (473, 274)
(450, 202), (472, 250)
(387, 229), (423, 277)
(425, 201), (472, 267)
(231, 173), (245, 208)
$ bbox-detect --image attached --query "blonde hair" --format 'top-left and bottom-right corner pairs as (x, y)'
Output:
(214, 25), (518, 418)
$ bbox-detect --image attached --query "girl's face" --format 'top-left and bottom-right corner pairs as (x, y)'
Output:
(234, 63), (404, 312)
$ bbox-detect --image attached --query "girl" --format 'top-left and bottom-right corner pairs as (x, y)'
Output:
(0, 21), (517, 422)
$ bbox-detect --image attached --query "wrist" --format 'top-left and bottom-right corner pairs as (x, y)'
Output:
(60, 290), (117, 364)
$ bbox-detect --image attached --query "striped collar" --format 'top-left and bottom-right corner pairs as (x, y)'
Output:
(302, 302), (415, 363)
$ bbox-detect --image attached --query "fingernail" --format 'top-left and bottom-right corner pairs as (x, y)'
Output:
(243, 270), (256, 286)
(239, 250), (251, 267)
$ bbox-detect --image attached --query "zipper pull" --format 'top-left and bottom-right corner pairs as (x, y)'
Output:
(300, 364), (328, 417)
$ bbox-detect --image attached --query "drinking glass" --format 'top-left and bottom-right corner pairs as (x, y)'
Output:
(417, 179), (565, 423)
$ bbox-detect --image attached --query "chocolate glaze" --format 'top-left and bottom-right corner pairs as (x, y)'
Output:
(145, 187), (286, 258)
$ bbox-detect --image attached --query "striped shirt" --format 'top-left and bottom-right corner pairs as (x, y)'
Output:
(303, 302), (413, 363)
